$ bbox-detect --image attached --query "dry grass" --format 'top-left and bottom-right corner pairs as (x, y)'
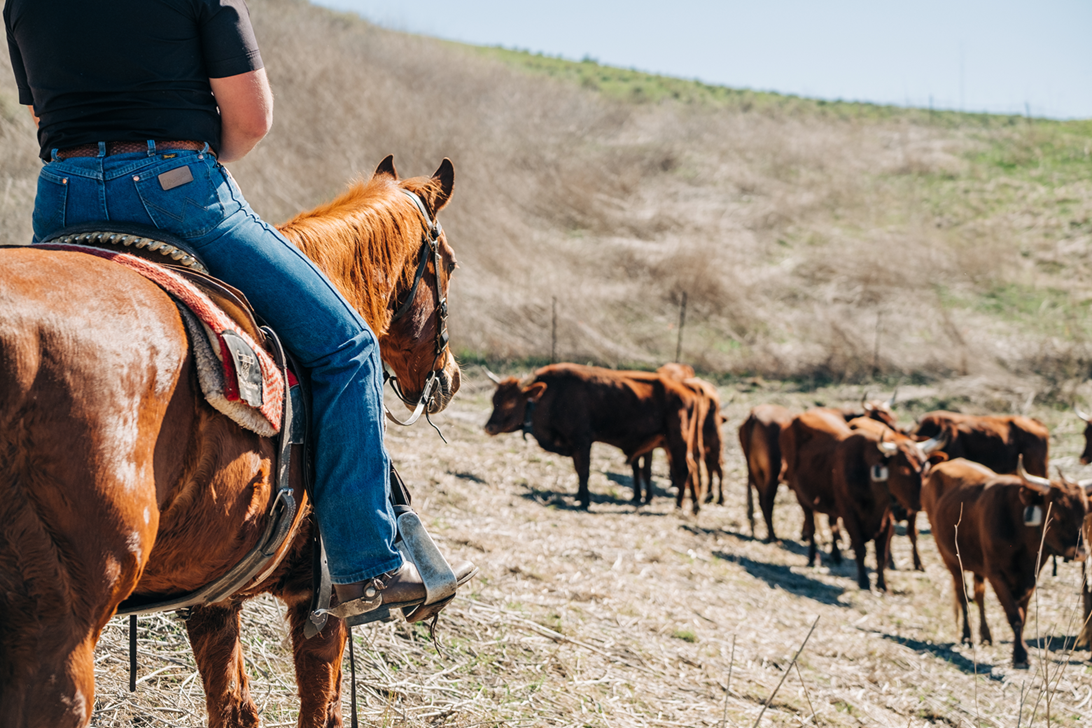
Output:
(87, 373), (1092, 726)
(2, 0), (1091, 383)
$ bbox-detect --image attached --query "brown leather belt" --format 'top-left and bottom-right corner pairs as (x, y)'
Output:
(56, 140), (208, 160)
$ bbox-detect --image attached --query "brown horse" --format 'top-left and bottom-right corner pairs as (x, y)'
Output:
(0, 156), (460, 728)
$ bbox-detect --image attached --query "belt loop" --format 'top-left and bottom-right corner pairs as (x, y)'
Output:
(146, 140), (156, 157)
(50, 148), (59, 162)
(97, 142), (106, 158)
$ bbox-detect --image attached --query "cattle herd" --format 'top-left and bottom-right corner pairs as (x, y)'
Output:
(484, 363), (1092, 669)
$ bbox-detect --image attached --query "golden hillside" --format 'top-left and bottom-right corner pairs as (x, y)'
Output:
(2, 0), (1090, 391)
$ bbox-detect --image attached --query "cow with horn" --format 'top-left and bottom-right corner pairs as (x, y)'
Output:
(913, 411), (1049, 477)
(483, 364), (706, 512)
(923, 456), (1090, 668)
(832, 419), (948, 590)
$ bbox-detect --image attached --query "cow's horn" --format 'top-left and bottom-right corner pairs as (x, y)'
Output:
(483, 367), (502, 384)
(885, 385), (899, 409)
(917, 428), (949, 456)
(1017, 454), (1052, 494)
(1076, 405), (1091, 423)
(876, 436), (898, 456)
(861, 392), (873, 411)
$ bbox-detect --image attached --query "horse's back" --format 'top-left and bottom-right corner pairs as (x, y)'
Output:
(0, 248), (189, 725)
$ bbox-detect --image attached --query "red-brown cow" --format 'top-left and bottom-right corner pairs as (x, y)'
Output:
(848, 417), (948, 572)
(644, 365), (725, 504)
(484, 364), (704, 512)
(833, 420), (946, 590)
(914, 411), (1049, 477)
(779, 409), (853, 566)
(923, 458), (1090, 668)
(739, 404), (793, 542)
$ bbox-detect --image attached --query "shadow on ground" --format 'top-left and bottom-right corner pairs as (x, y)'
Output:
(518, 479), (674, 512)
(713, 551), (848, 606)
(877, 632), (1005, 680)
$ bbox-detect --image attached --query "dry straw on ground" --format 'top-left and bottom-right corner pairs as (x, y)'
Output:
(88, 374), (1092, 727)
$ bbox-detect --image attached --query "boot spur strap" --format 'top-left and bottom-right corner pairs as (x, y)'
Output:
(314, 579), (385, 620)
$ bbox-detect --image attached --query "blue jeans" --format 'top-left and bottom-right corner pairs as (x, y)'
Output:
(33, 143), (401, 583)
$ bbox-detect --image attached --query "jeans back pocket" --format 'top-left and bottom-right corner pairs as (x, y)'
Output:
(32, 168), (69, 242)
(133, 160), (226, 238)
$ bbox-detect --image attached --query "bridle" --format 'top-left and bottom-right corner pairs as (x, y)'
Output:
(382, 189), (451, 433)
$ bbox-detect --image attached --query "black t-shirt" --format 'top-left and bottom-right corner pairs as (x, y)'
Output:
(4, 0), (264, 160)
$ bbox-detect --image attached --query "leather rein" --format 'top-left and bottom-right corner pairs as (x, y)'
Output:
(382, 189), (451, 431)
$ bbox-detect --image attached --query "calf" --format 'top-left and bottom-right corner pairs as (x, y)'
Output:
(484, 364), (704, 512)
(922, 458), (1090, 668)
(833, 421), (946, 590)
(779, 409), (853, 566)
(739, 404), (793, 542)
(915, 411), (1049, 477)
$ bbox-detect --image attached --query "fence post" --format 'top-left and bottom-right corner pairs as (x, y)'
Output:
(675, 292), (688, 363)
(551, 296), (558, 364)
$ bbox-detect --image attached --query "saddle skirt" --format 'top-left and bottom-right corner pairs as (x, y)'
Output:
(36, 242), (285, 436)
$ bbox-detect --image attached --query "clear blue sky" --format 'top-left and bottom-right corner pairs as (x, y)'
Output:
(309, 0), (1091, 120)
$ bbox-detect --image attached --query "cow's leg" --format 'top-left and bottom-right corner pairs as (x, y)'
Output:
(907, 511), (924, 571)
(973, 575), (992, 645)
(841, 512), (870, 589)
(642, 454), (654, 503)
(760, 473), (779, 543)
(572, 442), (592, 510)
(874, 519), (893, 592)
(941, 558), (972, 645)
(801, 505), (818, 566)
(283, 593), (347, 727)
(986, 575), (1031, 668)
(665, 425), (698, 513)
(1078, 561), (1092, 651)
(630, 457), (644, 504)
(885, 520), (898, 570)
(186, 603), (261, 728)
(706, 453), (724, 505)
(828, 515), (843, 565)
(746, 467), (757, 537)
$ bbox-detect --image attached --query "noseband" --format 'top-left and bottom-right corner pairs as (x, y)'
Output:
(382, 189), (450, 428)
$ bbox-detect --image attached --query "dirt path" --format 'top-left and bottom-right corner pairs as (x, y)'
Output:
(90, 374), (1092, 727)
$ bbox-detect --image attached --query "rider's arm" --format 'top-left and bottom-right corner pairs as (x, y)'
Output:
(209, 68), (273, 164)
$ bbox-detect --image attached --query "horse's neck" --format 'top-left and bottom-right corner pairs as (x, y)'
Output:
(277, 209), (413, 336)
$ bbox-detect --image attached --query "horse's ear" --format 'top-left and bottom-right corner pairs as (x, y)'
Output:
(374, 155), (398, 180)
(430, 158), (454, 212)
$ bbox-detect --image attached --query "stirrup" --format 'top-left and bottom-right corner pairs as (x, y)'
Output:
(396, 509), (459, 608)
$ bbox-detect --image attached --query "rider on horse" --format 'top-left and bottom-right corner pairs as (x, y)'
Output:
(4, 0), (474, 625)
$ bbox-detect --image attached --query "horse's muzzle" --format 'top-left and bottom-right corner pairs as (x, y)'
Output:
(425, 360), (460, 414)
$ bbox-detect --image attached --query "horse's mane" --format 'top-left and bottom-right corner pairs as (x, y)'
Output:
(277, 173), (443, 335)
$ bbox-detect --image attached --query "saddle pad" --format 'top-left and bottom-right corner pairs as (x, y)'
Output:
(37, 244), (284, 436)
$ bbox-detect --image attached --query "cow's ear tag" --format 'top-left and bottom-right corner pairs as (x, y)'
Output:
(1023, 505), (1043, 527)
(870, 464), (889, 482)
